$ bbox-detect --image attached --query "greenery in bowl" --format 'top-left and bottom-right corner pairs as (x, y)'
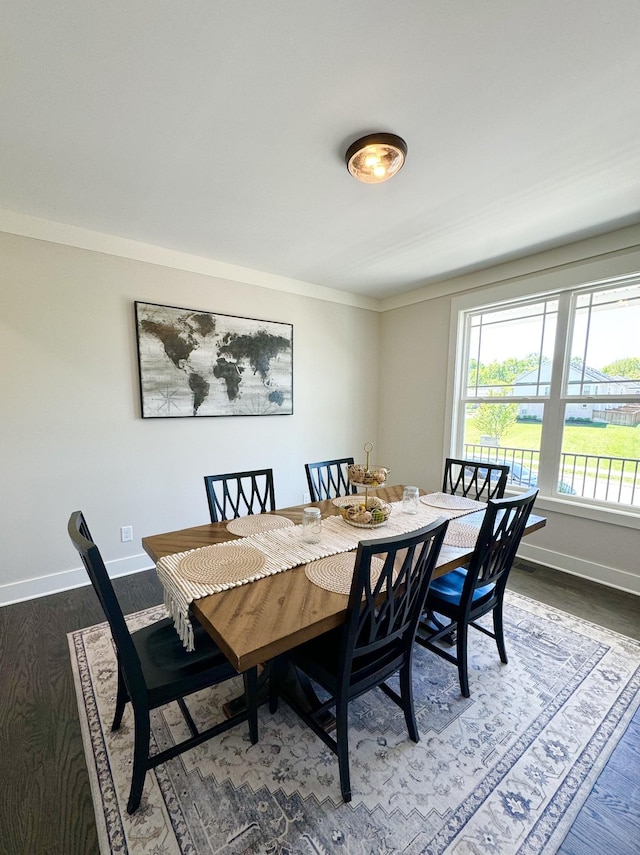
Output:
(336, 496), (391, 527)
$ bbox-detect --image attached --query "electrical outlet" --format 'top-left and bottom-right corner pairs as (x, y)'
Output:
(120, 525), (133, 543)
(303, 492), (311, 504)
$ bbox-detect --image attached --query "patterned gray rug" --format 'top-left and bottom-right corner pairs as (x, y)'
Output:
(68, 591), (640, 854)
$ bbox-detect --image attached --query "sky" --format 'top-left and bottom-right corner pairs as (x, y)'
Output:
(476, 286), (640, 371)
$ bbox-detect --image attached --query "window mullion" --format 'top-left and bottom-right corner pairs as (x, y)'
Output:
(537, 292), (571, 493)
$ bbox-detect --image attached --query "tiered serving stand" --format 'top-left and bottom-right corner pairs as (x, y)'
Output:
(335, 442), (392, 528)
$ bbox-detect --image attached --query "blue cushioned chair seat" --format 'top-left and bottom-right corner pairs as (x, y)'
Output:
(429, 568), (494, 605)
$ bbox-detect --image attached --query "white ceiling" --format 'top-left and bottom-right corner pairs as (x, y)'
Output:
(2, 1), (639, 299)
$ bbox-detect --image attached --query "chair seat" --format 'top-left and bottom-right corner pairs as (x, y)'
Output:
(133, 617), (238, 702)
(428, 568), (494, 606)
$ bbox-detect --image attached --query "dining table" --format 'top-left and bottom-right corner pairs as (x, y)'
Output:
(142, 485), (547, 676)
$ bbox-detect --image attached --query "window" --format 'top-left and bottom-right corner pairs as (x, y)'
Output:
(453, 277), (640, 509)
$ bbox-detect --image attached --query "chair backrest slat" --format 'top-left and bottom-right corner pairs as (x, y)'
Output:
(443, 458), (510, 501)
(204, 469), (276, 522)
(464, 487), (539, 602)
(340, 521), (448, 683)
(305, 458), (355, 502)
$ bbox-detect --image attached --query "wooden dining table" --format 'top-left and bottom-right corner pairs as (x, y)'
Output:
(142, 485), (546, 674)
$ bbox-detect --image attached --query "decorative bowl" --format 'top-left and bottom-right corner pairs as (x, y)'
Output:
(347, 463), (390, 488)
(334, 495), (392, 528)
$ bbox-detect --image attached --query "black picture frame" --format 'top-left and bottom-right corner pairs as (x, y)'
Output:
(134, 301), (293, 418)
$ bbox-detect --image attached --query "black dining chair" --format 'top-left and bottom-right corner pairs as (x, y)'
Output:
(305, 457), (355, 502)
(415, 487), (538, 698)
(68, 511), (258, 813)
(269, 519), (448, 802)
(442, 457), (510, 502)
(203, 468), (276, 522)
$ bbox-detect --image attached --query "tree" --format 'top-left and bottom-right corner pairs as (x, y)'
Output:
(602, 357), (640, 380)
(473, 394), (519, 444)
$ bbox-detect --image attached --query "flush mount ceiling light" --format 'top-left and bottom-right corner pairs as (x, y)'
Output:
(345, 133), (407, 184)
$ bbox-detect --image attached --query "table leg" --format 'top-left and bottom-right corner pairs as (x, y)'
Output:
(224, 659), (336, 731)
(223, 663), (270, 718)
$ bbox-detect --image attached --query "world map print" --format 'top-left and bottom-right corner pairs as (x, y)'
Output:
(135, 302), (293, 417)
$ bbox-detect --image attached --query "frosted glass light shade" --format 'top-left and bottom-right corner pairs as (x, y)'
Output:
(345, 133), (407, 184)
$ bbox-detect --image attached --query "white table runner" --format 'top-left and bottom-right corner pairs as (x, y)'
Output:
(157, 498), (485, 650)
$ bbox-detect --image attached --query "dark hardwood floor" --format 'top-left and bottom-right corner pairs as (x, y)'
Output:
(0, 561), (638, 855)
(509, 559), (640, 642)
(0, 569), (164, 855)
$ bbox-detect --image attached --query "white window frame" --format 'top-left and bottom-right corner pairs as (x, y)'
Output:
(445, 268), (640, 532)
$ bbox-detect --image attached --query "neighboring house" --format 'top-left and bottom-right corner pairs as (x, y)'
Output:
(512, 363), (640, 421)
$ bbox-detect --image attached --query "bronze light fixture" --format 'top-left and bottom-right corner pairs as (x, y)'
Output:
(345, 133), (407, 184)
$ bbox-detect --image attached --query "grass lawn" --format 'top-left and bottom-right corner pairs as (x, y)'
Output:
(465, 421), (640, 460)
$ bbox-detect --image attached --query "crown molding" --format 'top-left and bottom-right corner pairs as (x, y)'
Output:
(0, 208), (380, 312)
(3, 209), (639, 315)
(379, 223), (640, 311)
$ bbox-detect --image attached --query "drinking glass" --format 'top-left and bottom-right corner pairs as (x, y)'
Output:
(302, 507), (322, 543)
(402, 486), (420, 514)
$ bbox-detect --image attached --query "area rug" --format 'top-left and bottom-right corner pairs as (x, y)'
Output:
(68, 592), (640, 854)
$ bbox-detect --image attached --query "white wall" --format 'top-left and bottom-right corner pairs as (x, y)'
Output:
(378, 295), (452, 492)
(0, 233), (379, 604)
(2, 225), (639, 606)
(378, 227), (640, 596)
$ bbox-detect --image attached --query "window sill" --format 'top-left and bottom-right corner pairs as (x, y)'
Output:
(511, 492), (640, 530)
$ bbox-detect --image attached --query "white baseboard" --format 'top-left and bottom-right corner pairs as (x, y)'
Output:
(0, 553), (154, 607)
(518, 543), (640, 597)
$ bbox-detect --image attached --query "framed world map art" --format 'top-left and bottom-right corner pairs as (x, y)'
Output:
(134, 301), (293, 418)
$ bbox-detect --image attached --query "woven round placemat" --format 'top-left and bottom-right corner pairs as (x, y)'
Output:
(177, 544), (266, 584)
(421, 492), (480, 510)
(443, 521), (480, 548)
(226, 514), (294, 536)
(305, 553), (385, 595)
